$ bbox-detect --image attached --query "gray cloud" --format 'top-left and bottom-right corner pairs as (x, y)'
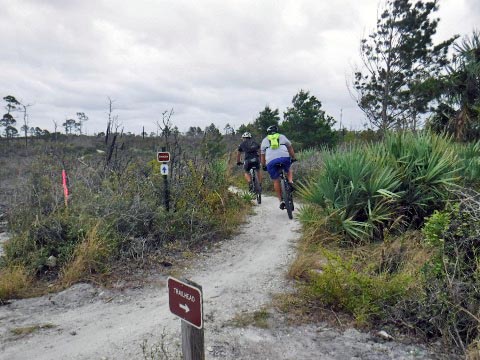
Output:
(0, 0), (478, 134)
(466, 0), (480, 13)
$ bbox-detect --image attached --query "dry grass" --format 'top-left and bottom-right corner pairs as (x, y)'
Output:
(60, 222), (112, 287)
(0, 265), (31, 301)
(287, 225), (344, 282)
(467, 340), (480, 360)
(368, 231), (434, 274)
(229, 308), (271, 329)
(288, 252), (328, 281)
(273, 292), (355, 329)
(10, 323), (56, 337)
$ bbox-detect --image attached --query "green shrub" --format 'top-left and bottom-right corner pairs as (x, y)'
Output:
(457, 140), (480, 185)
(1, 147), (249, 294)
(298, 146), (400, 242)
(4, 210), (117, 276)
(292, 132), (479, 354)
(381, 132), (459, 224)
(422, 209), (451, 248)
(307, 250), (416, 325)
(294, 147), (325, 183)
(393, 194), (480, 350)
(298, 132), (460, 242)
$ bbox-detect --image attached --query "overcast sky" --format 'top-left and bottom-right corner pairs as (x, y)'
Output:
(1, 0), (478, 135)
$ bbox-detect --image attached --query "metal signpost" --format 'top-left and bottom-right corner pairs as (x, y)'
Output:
(168, 277), (204, 360)
(157, 149), (170, 211)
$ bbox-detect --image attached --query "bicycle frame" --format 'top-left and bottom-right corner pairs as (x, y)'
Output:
(276, 164), (294, 219)
(249, 166), (261, 204)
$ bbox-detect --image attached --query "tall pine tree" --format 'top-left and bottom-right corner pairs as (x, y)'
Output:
(253, 106), (280, 136)
(282, 90), (336, 150)
(354, 0), (456, 133)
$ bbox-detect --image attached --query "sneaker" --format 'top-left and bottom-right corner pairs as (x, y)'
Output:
(279, 201), (286, 210)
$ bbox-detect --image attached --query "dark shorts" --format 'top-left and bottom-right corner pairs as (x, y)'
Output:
(266, 157), (291, 179)
(244, 157), (260, 172)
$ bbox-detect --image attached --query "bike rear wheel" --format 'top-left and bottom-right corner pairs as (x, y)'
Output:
(281, 177), (293, 219)
(252, 169), (261, 204)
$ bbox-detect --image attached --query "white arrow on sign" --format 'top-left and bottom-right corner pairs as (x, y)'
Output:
(179, 303), (190, 313)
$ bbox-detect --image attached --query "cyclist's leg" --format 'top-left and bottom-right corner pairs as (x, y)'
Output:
(266, 159), (283, 201)
(281, 158), (294, 187)
(257, 170), (262, 193)
(253, 156), (263, 184)
(276, 158), (292, 183)
(273, 179), (282, 201)
(243, 161), (252, 184)
(287, 169), (295, 192)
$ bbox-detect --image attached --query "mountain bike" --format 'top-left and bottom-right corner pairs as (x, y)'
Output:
(275, 161), (295, 219)
(249, 163), (262, 204)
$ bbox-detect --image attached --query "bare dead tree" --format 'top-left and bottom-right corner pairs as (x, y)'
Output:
(104, 97), (127, 171)
(105, 97), (115, 145)
(156, 109), (183, 179)
(20, 102), (33, 148)
(76, 112), (88, 135)
(156, 109), (174, 149)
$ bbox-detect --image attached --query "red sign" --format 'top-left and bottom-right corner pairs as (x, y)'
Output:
(168, 277), (203, 329)
(157, 152), (170, 162)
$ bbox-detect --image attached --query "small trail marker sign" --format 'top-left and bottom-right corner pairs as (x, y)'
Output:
(157, 151), (170, 162)
(168, 277), (203, 329)
(160, 164), (169, 175)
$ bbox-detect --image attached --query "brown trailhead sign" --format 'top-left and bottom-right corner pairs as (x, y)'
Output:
(157, 151), (170, 162)
(168, 277), (203, 329)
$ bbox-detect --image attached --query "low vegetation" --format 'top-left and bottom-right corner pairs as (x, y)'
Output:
(298, 132), (460, 243)
(230, 308), (271, 329)
(141, 330), (181, 360)
(292, 132), (480, 357)
(0, 2), (477, 359)
(10, 323), (56, 337)
(0, 134), (251, 301)
(0, 264), (31, 302)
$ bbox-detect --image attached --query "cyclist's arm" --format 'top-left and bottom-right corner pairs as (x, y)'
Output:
(287, 144), (296, 160)
(236, 146), (243, 163)
(260, 153), (266, 167)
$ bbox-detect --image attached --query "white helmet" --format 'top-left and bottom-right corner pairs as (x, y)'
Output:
(242, 132), (252, 138)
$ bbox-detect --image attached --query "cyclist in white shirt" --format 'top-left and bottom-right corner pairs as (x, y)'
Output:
(260, 125), (296, 210)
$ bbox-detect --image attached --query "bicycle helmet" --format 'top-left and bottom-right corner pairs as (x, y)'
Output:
(241, 132), (252, 138)
(266, 125), (278, 135)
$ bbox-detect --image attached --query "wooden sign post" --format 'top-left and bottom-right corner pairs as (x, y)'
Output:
(168, 277), (204, 360)
(181, 318), (204, 360)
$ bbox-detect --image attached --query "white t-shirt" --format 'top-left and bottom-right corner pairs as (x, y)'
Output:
(260, 134), (291, 164)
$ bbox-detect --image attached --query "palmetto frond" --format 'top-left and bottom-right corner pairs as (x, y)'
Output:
(298, 132), (459, 243)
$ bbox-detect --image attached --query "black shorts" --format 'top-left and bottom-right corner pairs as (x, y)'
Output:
(243, 157), (260, 172)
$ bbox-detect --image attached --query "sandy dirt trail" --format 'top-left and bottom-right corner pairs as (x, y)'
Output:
(0, 194), (446, 360)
